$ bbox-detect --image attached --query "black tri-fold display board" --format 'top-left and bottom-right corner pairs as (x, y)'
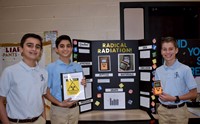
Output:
(138, 38), (162, 114)
(72, 39), (140, 112)
(72, 40), (93, 113)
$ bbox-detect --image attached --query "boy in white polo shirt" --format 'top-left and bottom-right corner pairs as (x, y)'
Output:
(153, 37), (197, 124)
(0, 33), (48, 124)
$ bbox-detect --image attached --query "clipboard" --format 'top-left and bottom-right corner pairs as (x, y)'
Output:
(61, 72), (86, 101)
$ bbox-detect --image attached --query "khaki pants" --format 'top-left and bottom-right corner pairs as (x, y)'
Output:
(50, 105), (79, 124)
(10, 116), (46, 124)
(157, 104), (188, 124)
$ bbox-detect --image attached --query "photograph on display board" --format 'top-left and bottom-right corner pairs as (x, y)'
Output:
(98, 55), (111, 72)
(104, 92), (125, 109)
(118, 53), (135, 72)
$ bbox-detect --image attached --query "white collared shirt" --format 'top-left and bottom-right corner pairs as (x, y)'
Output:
(0, 60), (48, 119)
(155, 59), (197, 105)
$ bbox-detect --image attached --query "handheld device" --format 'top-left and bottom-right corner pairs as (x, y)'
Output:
(154, 80), (163, 95)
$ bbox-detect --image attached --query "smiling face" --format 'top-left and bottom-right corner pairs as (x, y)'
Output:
(20, 37), (42, 62)
(55, 40), (72, 59)
(161, 42), (178, 65)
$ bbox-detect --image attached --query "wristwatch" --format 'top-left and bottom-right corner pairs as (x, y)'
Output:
(175, 96), (180, 103)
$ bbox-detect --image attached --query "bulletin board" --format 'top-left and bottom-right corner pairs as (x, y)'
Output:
(0, 41), (52, 75)
(0, 42), (21, 75)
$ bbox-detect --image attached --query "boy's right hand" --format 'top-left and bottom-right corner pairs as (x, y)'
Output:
(59, 98), (76, 108)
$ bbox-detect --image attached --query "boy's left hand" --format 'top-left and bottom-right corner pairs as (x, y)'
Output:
(159, 92), (176, 102)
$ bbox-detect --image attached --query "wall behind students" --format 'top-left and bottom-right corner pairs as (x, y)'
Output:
(0, 0), (198, 61)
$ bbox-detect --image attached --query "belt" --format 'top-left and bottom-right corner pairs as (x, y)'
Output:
(52, 102), (78, 108)
(8, 116), (39, 123)
(69, 103), (78, 108)
(161, 102), (185, 109)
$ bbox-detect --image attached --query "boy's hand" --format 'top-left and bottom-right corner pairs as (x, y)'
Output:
(81, 77), (86, 86)
(159, 92), (176, 102)
(59, 98), (76, 108)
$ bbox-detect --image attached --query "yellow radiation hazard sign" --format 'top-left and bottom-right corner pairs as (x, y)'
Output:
(66, 78), (80, 95)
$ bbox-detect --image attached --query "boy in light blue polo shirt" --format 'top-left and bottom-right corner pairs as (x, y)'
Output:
(154, 37), (197, 124)
(45, 35), (86, 124)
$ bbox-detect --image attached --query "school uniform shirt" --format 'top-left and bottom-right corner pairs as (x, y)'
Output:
(47, 59), (83, 102)
(0, 60), (48, 119)
(155, 59), (197, 105)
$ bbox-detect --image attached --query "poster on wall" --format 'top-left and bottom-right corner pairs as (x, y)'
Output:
(44, 30), (58, 48)
(0, 43), (21, 75)
(177, 39), (200, 93)
(39, 41), (52, 68)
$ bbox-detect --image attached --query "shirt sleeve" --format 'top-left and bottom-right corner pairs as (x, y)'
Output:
(155, 69), (159, 81)
(43, 70), (48, 95)
(77, 64), (83, 73)
(0, 68), (11, 97)
(46, 65), (52, 89)
(184, 67), (197, 90)
(76, 64), (85, 77)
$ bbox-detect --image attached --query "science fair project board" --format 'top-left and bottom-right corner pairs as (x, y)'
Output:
(72, 40), (140, 112)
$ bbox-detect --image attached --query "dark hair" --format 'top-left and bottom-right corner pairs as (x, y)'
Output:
(20, 33), (43, 49)
(161, 37), (178, 48)
(55, 35), (72, 48)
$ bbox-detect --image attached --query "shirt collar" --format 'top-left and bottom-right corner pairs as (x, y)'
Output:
(56, 59), (73, 66)
(163, 59), (180, 70)
(19, 60), (40, 71)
